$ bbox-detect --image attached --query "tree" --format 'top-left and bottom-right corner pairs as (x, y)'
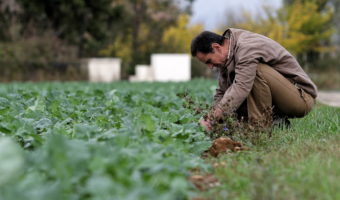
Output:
(328, 0), (340, 44)
(16, 0), (126, 56)
(0, 0), (196, 79)
(99, 0), (195, 75)
(227, 0), (334, 69)
(282, 0), (334, 67)
(161, 14), (203, 53)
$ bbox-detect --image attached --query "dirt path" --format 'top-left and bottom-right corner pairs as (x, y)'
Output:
(317, 91), (340, 107)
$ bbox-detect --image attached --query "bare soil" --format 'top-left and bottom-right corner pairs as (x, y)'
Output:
(189, 137), (247, 195)
(189, 173), (220, 191)
(207, 137), (248, 157)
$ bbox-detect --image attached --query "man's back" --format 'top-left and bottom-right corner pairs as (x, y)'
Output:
(217, 28), (317, 106)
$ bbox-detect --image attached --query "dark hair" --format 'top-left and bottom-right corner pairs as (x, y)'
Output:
(190, 31), (224, 56)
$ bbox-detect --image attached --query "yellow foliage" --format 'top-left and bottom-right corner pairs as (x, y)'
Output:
(99, 14), (203, 66)
(162, 14), (203, 53)
(233, 1), (334, 56)
(99, 34), (133, 63)
(99, 23), (154, 63)
(137, 23), (153, 54)
(283, 1), (333, 54)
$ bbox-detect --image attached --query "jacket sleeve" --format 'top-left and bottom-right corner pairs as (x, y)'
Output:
(216, 44), (260, 112)
(213, 75), (226, 106)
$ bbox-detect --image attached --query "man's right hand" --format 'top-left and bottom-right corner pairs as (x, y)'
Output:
(199, 118), (213, 132)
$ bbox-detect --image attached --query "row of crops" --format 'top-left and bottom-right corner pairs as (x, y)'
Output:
(0, 80), (218, 200)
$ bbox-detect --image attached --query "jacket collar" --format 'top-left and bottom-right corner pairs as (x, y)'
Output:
(221, 28), (235, 72)
(222, 29), (235, 67)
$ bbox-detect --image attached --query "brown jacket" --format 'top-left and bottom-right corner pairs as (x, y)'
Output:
(214, 28), (318, 111)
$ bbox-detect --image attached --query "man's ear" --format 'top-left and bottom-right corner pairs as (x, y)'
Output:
(211, 43), (220, 51)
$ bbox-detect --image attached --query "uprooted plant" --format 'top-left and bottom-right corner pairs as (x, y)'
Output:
(178, 91), (273, 145)
(205, 105), (273, 145)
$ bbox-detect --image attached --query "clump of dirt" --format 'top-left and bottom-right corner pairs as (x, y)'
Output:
(188, 173), (220, 191)
(206, 137), (248, 157)
(188, 137), (248, 197)
(212, 161), (227, 168)
(191, 198), (209, 200)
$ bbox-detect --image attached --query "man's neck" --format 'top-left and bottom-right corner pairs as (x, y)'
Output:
(223, 38), (230, 65)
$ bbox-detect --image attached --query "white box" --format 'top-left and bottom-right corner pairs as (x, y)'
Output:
(128, 75), (138, 82)
(151, 54), (191, 82)
(88, 58), (121, 82)
(135, 65), (154, 81)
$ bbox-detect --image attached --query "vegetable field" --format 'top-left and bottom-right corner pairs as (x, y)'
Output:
(0, 80), (339, 200)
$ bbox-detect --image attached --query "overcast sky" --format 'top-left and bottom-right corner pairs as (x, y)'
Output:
(189, 0), (283, 30)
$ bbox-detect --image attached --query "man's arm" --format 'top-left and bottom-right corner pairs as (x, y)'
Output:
(213, 76), (226, 106)
(216, 57), (258, 114)
(203, 47), (259, 129)
(200, 75), (225, 131)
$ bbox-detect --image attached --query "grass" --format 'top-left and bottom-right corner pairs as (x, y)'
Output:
(197, 104), (340, 200)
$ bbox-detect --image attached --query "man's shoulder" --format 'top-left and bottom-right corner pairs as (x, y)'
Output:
(225, 28), (270, 40)
(226, 28), (254, 37)
(227, 28), (281, 50)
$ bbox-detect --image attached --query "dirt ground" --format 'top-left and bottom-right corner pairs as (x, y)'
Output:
(317, 91), (340, 107)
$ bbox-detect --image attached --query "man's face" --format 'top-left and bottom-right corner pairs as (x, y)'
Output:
(196, 43), (226, 69)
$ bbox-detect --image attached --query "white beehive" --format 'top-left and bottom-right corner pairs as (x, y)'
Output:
(88, 58), (121, 82)
(135, 65), (154, 81)
(151, 54), (191, 82)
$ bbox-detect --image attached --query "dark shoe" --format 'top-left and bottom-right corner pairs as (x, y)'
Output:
(272, 117), (291, 129)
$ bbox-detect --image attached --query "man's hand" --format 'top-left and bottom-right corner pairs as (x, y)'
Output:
(213, 107), (224, 119)
(199, 118), (212, 132)
(199, 107), (224, 132)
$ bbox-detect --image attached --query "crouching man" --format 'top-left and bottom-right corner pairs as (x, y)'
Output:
(191, 28), (317, 130)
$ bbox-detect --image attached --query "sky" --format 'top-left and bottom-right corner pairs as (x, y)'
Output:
(189, 0), (283, 30)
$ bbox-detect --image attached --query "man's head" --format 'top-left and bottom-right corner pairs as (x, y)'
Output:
(191, 31), (229, 69)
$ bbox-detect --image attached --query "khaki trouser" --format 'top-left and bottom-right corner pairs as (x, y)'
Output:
(241, 64), (315, 124)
